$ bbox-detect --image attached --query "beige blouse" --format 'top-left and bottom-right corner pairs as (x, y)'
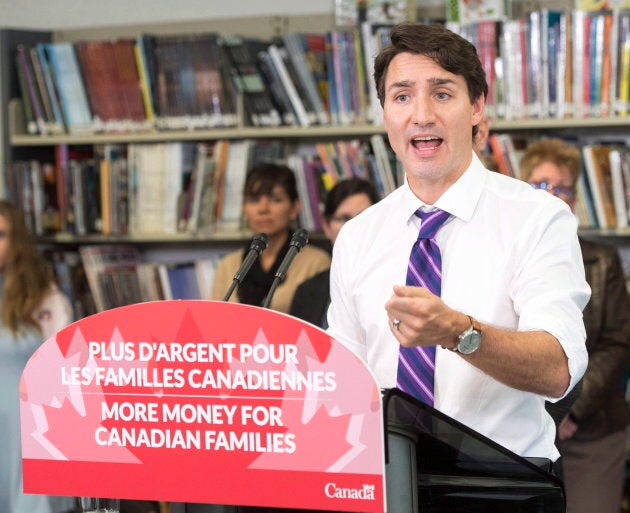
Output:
(211, 245), (331, 314)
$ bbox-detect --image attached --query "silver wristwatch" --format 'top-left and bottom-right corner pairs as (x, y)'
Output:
(452, 315), (482, 354)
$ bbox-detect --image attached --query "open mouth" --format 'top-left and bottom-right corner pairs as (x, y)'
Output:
(411, 136), (442, 150)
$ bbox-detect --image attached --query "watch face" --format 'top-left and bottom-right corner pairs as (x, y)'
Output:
(458, 331), (482, 354)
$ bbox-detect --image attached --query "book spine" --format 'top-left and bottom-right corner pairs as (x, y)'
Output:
(267, 44), (311, 127)
(35, 43), (65, 132)
(45, 42), (94, 133)
(16, 44), (47, 135)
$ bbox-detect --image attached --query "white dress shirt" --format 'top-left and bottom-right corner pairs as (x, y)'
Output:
(327, 154), (590, 460)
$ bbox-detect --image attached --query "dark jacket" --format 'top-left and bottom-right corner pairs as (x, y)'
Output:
(289, 270), (330, 329)
(567, 237), (630, 441)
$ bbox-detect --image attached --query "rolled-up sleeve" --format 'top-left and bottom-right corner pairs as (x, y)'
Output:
(512, 203), (591, 400)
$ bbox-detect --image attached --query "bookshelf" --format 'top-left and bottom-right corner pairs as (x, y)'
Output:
(2, 9), (630, 315)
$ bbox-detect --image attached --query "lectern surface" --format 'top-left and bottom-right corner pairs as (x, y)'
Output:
(382, 389), (565, 513)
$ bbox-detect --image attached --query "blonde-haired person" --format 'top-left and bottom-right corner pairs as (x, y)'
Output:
(0, 200), (75, 513)
(520, 138), (630, 513)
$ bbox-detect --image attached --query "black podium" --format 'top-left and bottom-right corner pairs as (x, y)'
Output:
(178, 389), (564, 513)
(382, 388), (565, 513)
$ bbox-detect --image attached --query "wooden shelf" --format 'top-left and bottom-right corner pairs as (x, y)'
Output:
(37, 231), (256, 245)
(37, 230), (329, 245)
(10, 119), (630, 147)
(579, 227), (630, 239)
(10, 124), (388, 146)
(491, 116), (630, 131)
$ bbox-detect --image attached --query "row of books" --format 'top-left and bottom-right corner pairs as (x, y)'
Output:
(449, 8), (630, 120)
(483, 135), (630, 229)
(50, 246), (224, 314)
(15, 10), (630, 137)
(7, 136), (399, 237)
(14, 24), (393, 135)
(579, 144), (630, 229)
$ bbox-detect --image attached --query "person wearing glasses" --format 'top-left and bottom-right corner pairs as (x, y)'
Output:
(326, 22), (590, 463)
(520, 137), (630, 513)
(290, 178), (379, 328)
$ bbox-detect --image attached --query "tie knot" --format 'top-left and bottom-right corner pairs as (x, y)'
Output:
(416, 209), (451, 239)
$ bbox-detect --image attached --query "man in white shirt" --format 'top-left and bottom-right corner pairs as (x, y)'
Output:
(327, 23), (590, 460)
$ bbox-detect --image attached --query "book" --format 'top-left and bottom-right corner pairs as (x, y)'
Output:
(29, 46), (63, 134)
(14, 50), (37, 135)
(609, 148), (629, 228)
(161, 262), (202, 300)
(79, 245), (143, 312)
(219, 140), (253, 231)
(135, 262), (164, 302)
(34, 43), (66, 132)
(255, 45), (298, 126)
(220, 35), (281, 127)
(287, 153), (315, 231)
(282, 33), (329, 125)
(43, 42), (93, 134)
(267, 44), (314, 127)
(574, 172), (598, 227)
(49, 250), (96, 318)
(186, 143), (212, 233)
(582, 145), (617, 228)
(616, 10), (630, 115)
(149, 33), (237, 130)
(111, 39), (150, 130)
(620, 151), (630, 226)
(15, 44), (47, 135)
(195, 257), (222, 300)
(370, 134), (396, 195)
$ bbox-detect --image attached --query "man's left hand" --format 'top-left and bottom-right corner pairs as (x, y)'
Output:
(385, 285), (467, 349)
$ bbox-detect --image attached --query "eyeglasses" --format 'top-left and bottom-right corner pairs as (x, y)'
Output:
(529, 181), (575, 198)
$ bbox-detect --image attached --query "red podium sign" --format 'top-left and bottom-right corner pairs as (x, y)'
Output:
(20, 301), (385, 512)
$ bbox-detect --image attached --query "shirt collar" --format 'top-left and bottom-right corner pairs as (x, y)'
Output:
(400, 152), (487, 223)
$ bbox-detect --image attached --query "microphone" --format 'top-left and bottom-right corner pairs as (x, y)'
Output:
(261, 229), (309, 309)
(222, 233), (269, 302)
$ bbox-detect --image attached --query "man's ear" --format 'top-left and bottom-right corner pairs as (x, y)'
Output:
(471, 95), (485, 126)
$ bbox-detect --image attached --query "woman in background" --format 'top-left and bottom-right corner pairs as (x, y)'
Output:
(290, 177), (379, 328)
(520, 138), (630, 513)
(211, 162), (330, 313)
(0, 200), (74, 513)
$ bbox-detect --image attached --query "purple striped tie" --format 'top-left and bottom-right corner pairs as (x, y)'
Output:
(396, 208), (451, 405)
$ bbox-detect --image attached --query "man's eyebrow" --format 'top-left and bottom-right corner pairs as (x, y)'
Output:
(428, 77), (456, 86)
(387, 79), (414, 91)
(387, 77), (456, 92)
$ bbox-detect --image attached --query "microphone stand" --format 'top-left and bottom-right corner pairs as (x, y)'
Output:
(222, 233), (269, 302)
(261, 229), (309, 309)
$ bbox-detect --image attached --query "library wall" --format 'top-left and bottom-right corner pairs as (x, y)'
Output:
(0, 0), (332, 30)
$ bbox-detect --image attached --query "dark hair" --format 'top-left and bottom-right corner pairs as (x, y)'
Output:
(374, 23), (488, 137)
(324, 178), (379, 219)
(244, 162), (299, 202)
